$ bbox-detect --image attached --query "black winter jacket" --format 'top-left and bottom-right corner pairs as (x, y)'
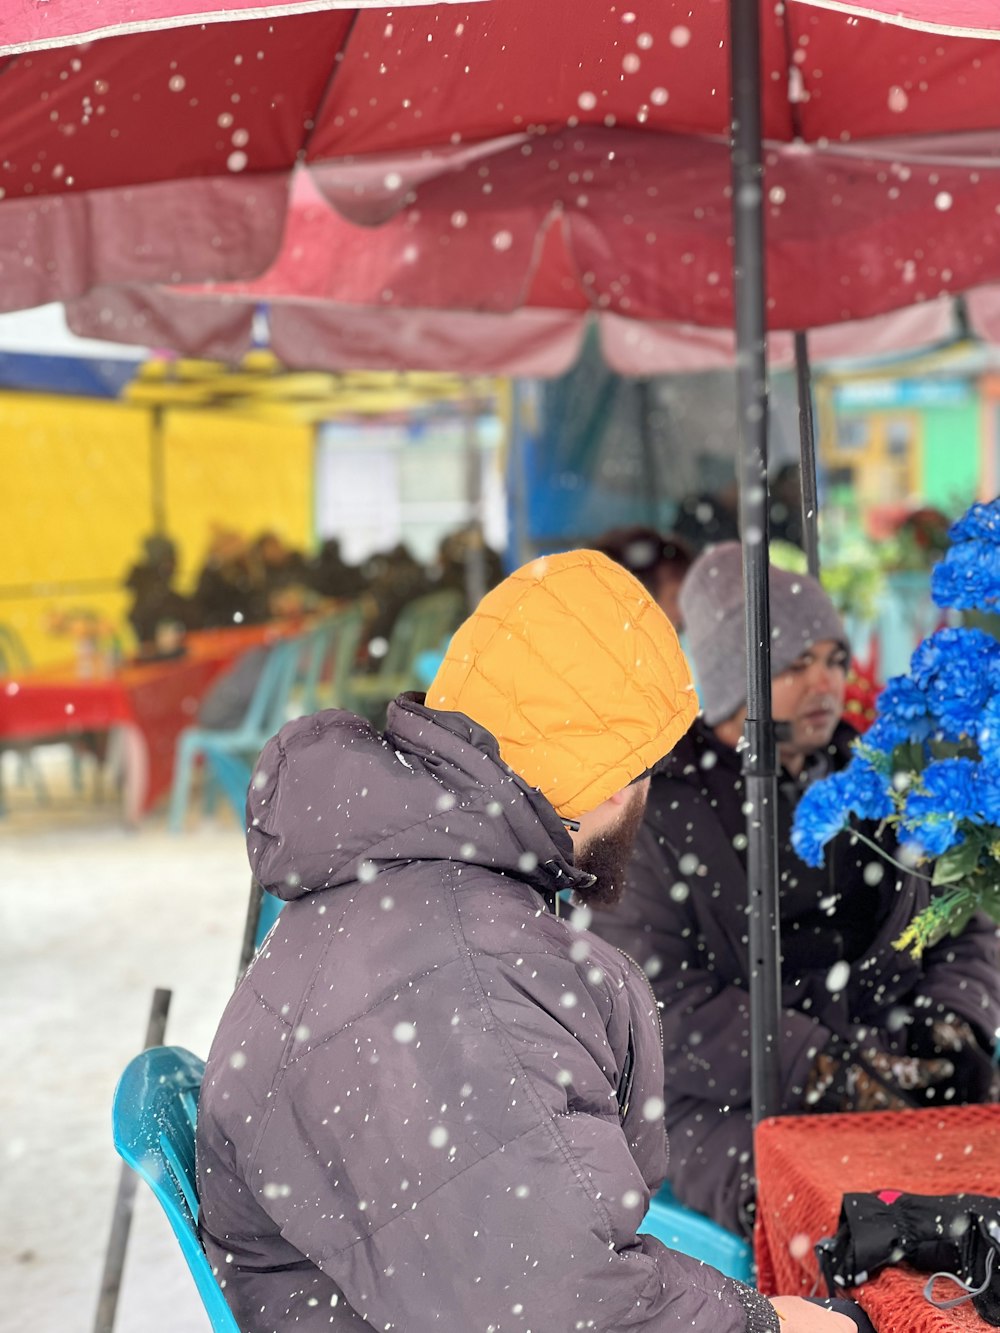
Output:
(588, 719), (1000, 1235)
(196, 700), (779, 1333)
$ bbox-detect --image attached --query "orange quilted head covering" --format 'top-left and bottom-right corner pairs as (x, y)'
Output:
(427, 549), (698, 821)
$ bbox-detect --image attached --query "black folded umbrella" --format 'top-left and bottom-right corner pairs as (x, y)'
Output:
(816, 1191), (1000, 1325)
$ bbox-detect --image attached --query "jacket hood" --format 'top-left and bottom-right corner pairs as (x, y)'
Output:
(247, 694), (594, 903)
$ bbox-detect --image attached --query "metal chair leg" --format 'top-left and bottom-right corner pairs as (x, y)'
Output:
(92, 988), (173, 1333)
(168, 732), (201, 833)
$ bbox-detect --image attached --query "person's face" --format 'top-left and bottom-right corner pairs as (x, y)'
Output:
(772, 638), (848, 765)
(574, 781), (649, 908)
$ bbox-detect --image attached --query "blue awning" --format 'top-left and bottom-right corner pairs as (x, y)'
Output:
(0, 350), (138, 398)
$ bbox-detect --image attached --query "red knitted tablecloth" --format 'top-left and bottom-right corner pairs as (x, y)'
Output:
(755, 1105), (1000, 1332)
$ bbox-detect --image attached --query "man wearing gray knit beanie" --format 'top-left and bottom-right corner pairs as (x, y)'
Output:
(588, 540), (1000, 1240)
(680, 542), (848, 764)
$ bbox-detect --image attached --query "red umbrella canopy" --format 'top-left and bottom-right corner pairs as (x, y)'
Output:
(793, 0), (1000, 39)
(0, 1), (468, 55)
(3, 0), (1000, 325)
(65, 170), (997, 375)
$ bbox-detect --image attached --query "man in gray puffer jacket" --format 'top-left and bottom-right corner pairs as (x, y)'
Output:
(197, 550), (859, 1333)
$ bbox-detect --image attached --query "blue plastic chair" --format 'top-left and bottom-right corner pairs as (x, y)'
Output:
(203, 607), (367, 825)
(296, 603), (365, 716)
(111, 1046), (241, 1333)
(168, 636), (304, 832)
(641, 1181), (754, 1283)
(254, 886), (284, 948)
(343, 589), (464, 721)
(113, 1046), (750, 1333)
(201, 748), (256, 829)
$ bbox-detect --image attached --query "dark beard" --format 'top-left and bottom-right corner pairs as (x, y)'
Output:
(574, 786), (647, 909)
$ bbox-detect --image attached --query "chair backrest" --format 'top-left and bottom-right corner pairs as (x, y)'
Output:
(375, 590), (464, 683)
(297, 620), (333, 717)
(244, 636), (305, 738)
(299, 604), (365, 713)
(255, 886), (285, 950)
(642, 1182), (754, 1284)
(409, 589), (464, 662)
(111, 1046), (241, 1333)
(375, 598), (426, 680)
(326, 603), (367, 709)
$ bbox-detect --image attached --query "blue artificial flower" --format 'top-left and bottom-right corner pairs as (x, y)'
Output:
(947, 499), (1000, 547)
(841, 757), (895, 823)
(908, 628), (1000, 739)
(862, 675), (933, 753)
(932, 499), (1000, 610)
(795, 498), (1000, 887)
(909, 627), (998, 689)
(900, 758), (977, 858)
(975, 764), (1000, 827)
(978, 694), (1000, 769)
(932, 542), (1000, 612)
(791, 772), (853, 868)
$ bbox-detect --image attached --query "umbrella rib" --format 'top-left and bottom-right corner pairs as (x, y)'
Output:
(777, 2), (806, 142)
(301, 9), (362, 165)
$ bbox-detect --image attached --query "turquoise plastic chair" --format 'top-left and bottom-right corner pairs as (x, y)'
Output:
(200, 611), (366, 829)
(202, 748), (256, 828)
(343, 589), (464, 722)
(168, 636), (304, 832)
(112, 1045), (750, 1333)
(111, 1046), (241, 1333)
(296, 603), (365, 716)
(254, 886), (284, 948)
(642, 1181), (754, 1283)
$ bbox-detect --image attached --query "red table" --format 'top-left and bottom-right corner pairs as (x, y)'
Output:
(0, 623), (295, 821)
(755, 1105), (1000, 1332)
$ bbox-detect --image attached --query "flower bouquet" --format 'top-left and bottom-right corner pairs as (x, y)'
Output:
(792, 497), (1000, 958)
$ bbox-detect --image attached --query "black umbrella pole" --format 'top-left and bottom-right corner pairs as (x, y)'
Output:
(794, 332), (821, 580)
(745, 767), (782, 1124)
(730, 0), (782, 1125)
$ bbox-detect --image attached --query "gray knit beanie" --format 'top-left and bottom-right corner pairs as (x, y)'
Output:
(680, 542), (848, 726)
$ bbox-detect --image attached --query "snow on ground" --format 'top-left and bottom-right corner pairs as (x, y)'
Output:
(1, 747), (251, 1333)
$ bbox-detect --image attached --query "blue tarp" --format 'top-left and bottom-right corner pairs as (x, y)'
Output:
(507, 333), (803, 565)
(0, 350), (138, 398)
(508, 335), (676, 562)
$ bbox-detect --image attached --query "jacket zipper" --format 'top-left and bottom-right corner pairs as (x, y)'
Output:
(615, 946), (664, 1047)
(614, 945), (669, 1171)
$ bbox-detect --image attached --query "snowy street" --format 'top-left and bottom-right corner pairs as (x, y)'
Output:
(1, 751), (250, 1333)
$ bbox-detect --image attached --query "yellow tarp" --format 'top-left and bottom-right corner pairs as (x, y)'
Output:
(162, 410), (314, 589)
(2, 361), (494, 669)
(1, 394), (314, 667)
(0, 393), (153, 666)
